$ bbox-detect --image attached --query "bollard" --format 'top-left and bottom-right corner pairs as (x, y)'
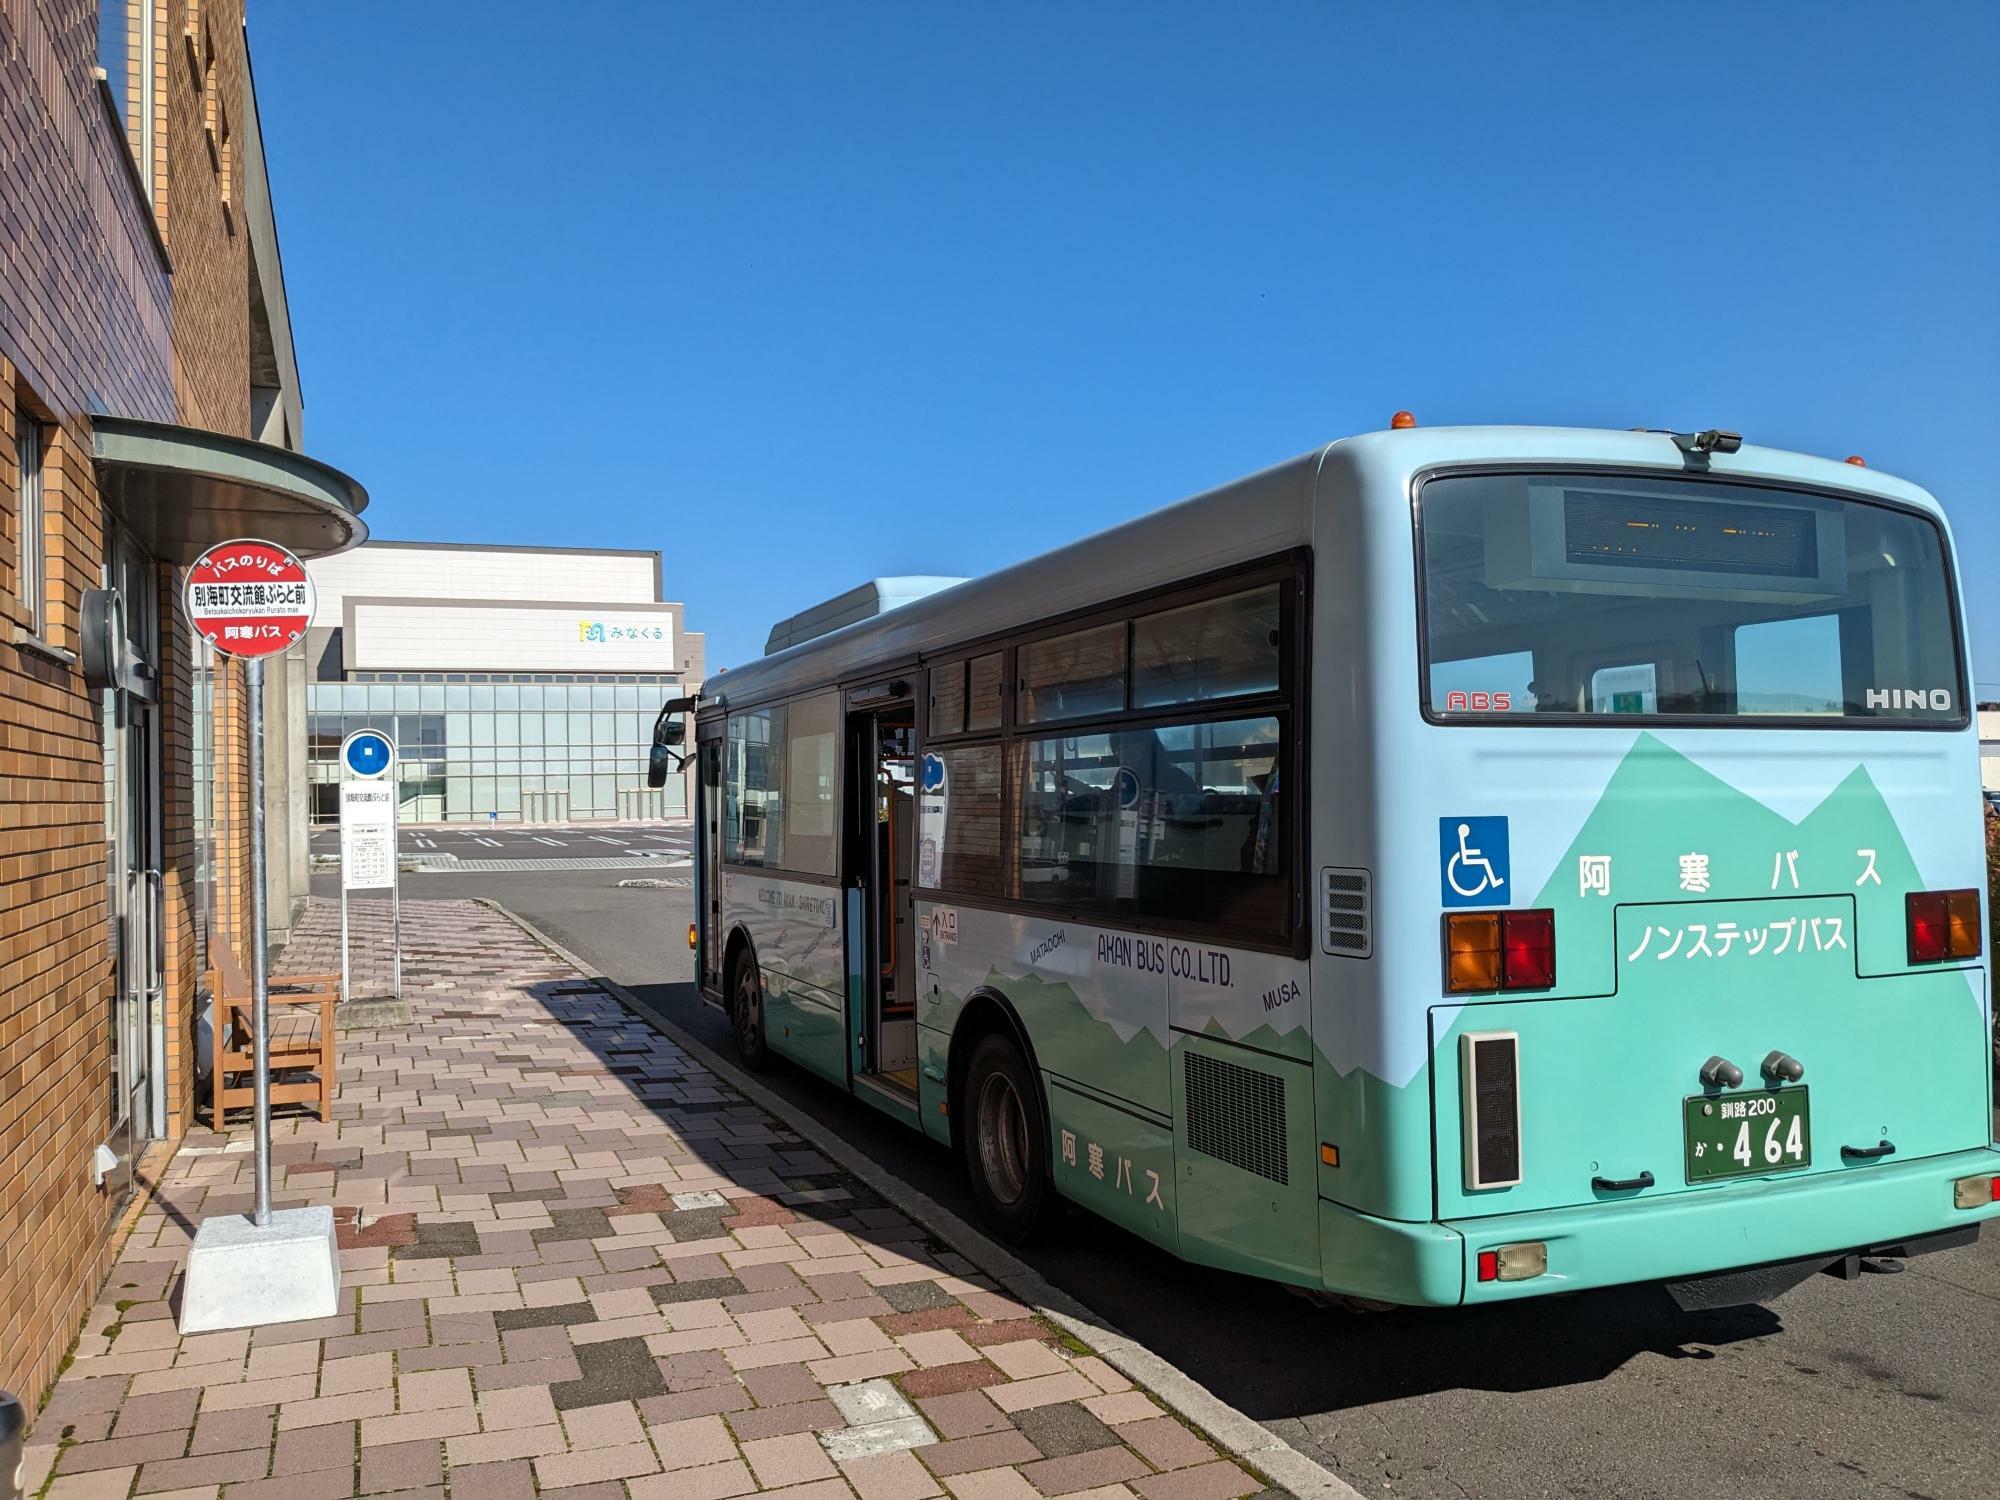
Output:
(1, 1389), (25, 1500)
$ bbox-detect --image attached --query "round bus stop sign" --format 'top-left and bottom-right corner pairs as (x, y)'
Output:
(182, 538), (315, 658)
(341, 729), (394, 779)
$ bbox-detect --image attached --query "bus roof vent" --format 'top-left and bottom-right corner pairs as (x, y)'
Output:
(1320, 867), (1372, 958)
(763, 576), (969, 655)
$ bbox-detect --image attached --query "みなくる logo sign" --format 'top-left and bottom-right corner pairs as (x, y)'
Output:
(578, 620), (668, 643)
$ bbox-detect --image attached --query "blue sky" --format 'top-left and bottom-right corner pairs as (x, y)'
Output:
(252, 2), (1999, 683)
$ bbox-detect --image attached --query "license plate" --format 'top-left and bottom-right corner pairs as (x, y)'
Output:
(1684, 1087), (1811, 1182)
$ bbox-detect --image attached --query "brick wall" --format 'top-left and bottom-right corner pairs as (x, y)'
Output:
(0, 363), (125, 1410)
(0, 0), (175, 426)
(164, 0), (256, 1111)
(0, 0), (264, 1404)
(167, 0), (247, 435)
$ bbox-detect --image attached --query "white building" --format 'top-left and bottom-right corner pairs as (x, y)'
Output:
(302, 542), (704, 822)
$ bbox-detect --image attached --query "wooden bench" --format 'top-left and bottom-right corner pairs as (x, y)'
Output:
(205, 946), (339, 1126)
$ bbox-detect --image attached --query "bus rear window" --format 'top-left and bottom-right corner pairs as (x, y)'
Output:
(1418, 472), (1964, 724)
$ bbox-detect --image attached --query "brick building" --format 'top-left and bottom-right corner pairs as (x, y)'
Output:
(0, 0), (367, 1403)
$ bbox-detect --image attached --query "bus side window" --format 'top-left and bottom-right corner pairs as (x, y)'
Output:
(917, 743), (1007, 897)
(1132, 585), (1281, 708)
(1018, 624), (1126, 724)
(930, 663), (966, 737)
(966, 653), (1004, 732)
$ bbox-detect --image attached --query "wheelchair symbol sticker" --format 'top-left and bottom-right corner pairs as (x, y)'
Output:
(1440, 816), (1510, 907)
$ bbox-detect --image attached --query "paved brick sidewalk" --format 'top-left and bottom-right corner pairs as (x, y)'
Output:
(24, 898), (1276, 1500)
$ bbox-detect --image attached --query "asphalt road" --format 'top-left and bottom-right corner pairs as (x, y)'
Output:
(306, 821), (692, 861)
(350, 869), (2000, 1500)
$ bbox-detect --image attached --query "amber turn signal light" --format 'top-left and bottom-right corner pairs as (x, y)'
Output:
(687, 923), (699, 952)
(1446, 912), (1502, 992)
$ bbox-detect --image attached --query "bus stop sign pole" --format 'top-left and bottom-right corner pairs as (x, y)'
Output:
(246, 656), (272, 1227)
(337, 728), (400, 1003)
(177, 539), (339, 1332)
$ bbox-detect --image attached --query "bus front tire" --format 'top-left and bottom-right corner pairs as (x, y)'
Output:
(732, 954), (772, 1072)
(960, 1032), (1059, 1243)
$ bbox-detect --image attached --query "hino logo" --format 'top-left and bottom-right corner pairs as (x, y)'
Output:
(1866, 687), (1953, 712)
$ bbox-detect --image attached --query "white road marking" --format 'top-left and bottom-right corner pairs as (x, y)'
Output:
(533, 836), (564, 847)
(474, 836), (502, 847)
(589, 835), (628, 846)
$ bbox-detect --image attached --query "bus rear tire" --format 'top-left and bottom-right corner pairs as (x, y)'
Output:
(960, 1032), (1059, 1244)
(731, 952), (772, 1072)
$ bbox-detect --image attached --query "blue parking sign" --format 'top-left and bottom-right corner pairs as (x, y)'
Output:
(1440, 816), (1510, 907)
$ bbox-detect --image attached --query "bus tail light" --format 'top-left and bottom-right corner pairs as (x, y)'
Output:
(1501, 910), (1555, 989)
(1907, 890), (1980, 964)
(1953, 1174), (2000, 1209)
(1445, 910), (1555, 993)
(1461, 1031), (1522, 1190)
(1477, 1241), (1548, 1283)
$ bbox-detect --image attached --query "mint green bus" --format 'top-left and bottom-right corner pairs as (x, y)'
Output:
(652, 421), (2000, 1307)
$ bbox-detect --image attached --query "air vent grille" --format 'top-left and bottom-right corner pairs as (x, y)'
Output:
(1320, 866), (1372, 957)
(1184, 1051), (1288, 1185)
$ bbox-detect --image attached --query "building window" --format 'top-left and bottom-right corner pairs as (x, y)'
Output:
(304, 677), (685, 825)
(14, 405), (47, 636)
(96, 3), (130, 119)
(97, 2), (157, 197)
(218, 101), (234, 231)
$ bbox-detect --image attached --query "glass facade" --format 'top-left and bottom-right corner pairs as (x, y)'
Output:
(306, 673), (685, 823)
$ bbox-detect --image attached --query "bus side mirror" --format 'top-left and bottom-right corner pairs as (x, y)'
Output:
(647, 696), (697, 786)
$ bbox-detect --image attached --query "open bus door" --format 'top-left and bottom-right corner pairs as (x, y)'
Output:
(844, 678), (919, 1101)
(695, 714), (724, 994)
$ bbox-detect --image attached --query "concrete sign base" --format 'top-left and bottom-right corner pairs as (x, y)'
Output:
(177, 1205), (341, 1334)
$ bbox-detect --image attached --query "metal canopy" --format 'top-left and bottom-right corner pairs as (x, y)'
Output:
(91, 415), (368, 563)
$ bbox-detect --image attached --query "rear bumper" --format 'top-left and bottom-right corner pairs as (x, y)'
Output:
(1321, 1144), (2000, 1306)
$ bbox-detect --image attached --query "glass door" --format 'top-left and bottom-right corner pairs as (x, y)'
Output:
(101, 520), (164, 1183)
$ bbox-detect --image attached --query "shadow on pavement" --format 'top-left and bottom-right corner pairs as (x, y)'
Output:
(592, 975), (1783, 1424)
